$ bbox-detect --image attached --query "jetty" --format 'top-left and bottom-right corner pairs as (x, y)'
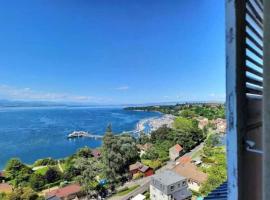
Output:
(67, 131), (103, 140)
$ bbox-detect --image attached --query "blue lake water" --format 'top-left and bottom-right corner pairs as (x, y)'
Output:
(0, 107), (161, 169)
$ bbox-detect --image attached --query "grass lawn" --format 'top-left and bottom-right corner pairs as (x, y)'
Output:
(34, 166), (49, 175)
(115, 185), (140, 196)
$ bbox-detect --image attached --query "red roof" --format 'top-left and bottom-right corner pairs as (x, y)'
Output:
(177, 156), (192, 164)
(46, 184), (81, 198)
(129, 162), (151, 173)
(170, 144), (183, 153)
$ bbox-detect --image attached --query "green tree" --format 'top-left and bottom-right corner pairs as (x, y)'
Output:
(5, 158), (33, 187)
(44, 168), (61, 183)
(76, 147), (93, 158)
(29, 174), (45, 191)
(102, 125), (139, 182)
(7, 187), (43, 200)
(74, 157), (102, 197)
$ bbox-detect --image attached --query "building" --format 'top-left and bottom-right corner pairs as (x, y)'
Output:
(176, 156), (192, 165)
(169, 144), (183, 161)
(212, 118), (226, 133)
(150, 170), (192, 200)
(129, 162), (154, 177)
(197, 117), (209, 129)
(172, 162), (207, 192)
(0, 183), (13, 194)
(45, 184), (82, 200)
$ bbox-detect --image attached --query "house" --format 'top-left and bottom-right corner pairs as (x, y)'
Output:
(172, 162), (208, 192)
(91, 149), (101, 158)
(150, 170), (192, 200)
(0, 183), (13, 194)
(197, 117), (209, 129)
(176, 156), (192, 165)
(45, 184), (82, 200)
(212, 118), (226, 133)
(169, 144), (183, 161)
(129, 162), (154, 177)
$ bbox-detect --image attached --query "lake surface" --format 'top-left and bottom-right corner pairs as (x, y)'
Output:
(0, 107), (161, 169)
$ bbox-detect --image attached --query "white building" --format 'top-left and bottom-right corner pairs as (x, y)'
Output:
(150, 170), (192, 200)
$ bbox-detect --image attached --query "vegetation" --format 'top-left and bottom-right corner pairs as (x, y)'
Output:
(3, 187), (44, 200)
(141, 117), (204, 163)
(199, 135), (227, 196)
(125, 103), (225, 120)
(33, 158), (57, 167)
(102, 124), (139, 183)
(115, 185), (140, 196)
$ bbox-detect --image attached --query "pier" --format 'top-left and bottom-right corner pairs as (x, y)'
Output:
(67, 131), (103, 140)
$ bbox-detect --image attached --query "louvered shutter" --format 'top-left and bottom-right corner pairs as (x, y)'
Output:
(226, 0), (263, 199)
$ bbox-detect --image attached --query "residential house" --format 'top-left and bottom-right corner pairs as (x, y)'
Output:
(150, 170), (192, 200)
(45, 184), (82, 200)
(169, 144), (183, 161)
(129, 162), (154, 177)
(172, 162), (208, 192)
(197, 117), (209, 130)
(212, 118), (226, 133)
(0, 183), (13, 194)
(176, 156), (192, 165)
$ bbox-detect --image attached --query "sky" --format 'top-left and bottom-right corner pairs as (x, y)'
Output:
(0, 0), (225, 104)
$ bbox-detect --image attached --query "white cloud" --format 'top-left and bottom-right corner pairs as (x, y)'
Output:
(115, 86), (129, 91)
(0, 84), (99, 102)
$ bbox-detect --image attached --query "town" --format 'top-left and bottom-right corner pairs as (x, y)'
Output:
(0, 104), (226, 200)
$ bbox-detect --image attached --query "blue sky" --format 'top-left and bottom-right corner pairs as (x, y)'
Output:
(0, 0), (225, 104)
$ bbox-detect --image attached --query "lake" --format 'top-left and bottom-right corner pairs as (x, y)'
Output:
(0, 107), (161, 169)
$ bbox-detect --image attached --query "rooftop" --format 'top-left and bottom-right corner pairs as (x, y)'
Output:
(45, 184), (81, 198)
(152, 170), (185, 186)
(172, 162), (207, 184)
(170, 144), (183, 152)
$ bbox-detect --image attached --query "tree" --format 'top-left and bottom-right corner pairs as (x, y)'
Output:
(205, 134), (221, 148)
(200, 147), (226, 195)
(7, 187), (43, 200)
(5, 158), (33, 187)
(102, 125), (139, 182)
(44, 168), (61, 183)
(76, 147), (93, 158)
(150, 125), (172, 142)
(74, 157), (102, 197)
(33, 158), (57, 167)
(29, 174), (46, 191)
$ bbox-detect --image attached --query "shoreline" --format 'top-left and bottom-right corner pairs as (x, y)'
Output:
(135, 114), (175, 134)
